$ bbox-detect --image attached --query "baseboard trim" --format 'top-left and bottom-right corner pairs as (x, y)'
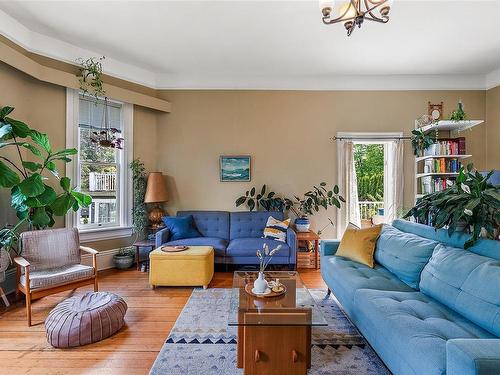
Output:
(2, 248), (122, 296)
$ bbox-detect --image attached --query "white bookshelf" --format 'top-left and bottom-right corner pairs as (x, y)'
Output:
(414, 120), (483, 201)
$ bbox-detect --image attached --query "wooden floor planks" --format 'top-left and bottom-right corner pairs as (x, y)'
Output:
(0, 268), (325, 374)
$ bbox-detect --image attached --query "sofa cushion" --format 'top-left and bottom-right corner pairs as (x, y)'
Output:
(164, 237), (228, 257)
(353, 289), (494, 375)
(420, 244), (500, 337)
(162, 215), (202, 241)
(20, 264), (94, 290)
(230, 212), (284, 240)
(375, 224), (438, 289)
(227, 237), (290, 257)
(336, 224), (382, 268)
(263, 216), (290, 242)
(321, 255), (414, 314)
(177, 211), (230, 240)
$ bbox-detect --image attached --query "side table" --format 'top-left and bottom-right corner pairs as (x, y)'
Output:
(295, 229), (321, 269)
(133, 239), (156, 271)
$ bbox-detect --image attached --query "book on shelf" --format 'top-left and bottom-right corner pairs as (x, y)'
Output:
(427, 137), (466, 156)
(421, 176), (457, 194)
(423, 158), (461, 173)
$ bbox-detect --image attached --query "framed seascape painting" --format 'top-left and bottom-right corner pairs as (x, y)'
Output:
(220, 155), (251, 182)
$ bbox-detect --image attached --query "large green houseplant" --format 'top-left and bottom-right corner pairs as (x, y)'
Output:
(130, 159), (148, 239)
(0, 106), (92, 253)
(404, 164), (500, 248)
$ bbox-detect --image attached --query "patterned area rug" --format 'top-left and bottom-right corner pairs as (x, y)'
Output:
(150, 288), (390, 374)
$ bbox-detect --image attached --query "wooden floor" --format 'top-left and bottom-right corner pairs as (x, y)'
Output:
(0, 268), (325, 375)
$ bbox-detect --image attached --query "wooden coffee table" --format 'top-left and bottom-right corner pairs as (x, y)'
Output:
(228, 271), (327, 375)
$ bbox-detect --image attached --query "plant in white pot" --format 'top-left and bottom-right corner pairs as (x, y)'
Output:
(254, 244), (281, 294)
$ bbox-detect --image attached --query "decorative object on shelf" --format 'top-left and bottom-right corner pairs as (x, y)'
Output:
(113, 247), (136, 269)
(220, 155), (251, 182)
(405, 164), (500, 248)
(415, 114), (434, 129)
(130, 159), (148, 239)
(144, 172), (169, 229)
(0, 106), (91, 254)
(254, 244), (282, 294)
(319, 0), (393, 36)
(89, 97), (124, 149)
(77, 56), (106, 101)
(449, 100), (467, 121)
(428, 102), (444, 121)
(295, 217), (311, 232)
(411, 128), (438, 156)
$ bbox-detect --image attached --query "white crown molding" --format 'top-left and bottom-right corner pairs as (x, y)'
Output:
(0, 9), (157, 88)
(486, 68), (500, 90)
(154, 73), (487, 91)
(0, 8), (499, 92)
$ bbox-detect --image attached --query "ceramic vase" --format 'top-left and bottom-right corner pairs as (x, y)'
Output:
(253, 272), (269, 294)
(295, 216), (311, 232)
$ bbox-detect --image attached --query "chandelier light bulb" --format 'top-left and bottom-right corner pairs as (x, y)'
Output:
(319, 0), (335, 17)
(339, 1), (357, 21)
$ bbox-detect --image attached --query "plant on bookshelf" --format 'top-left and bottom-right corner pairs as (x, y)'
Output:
(411, 128), (437, 156)
(405, 163), (500, 248)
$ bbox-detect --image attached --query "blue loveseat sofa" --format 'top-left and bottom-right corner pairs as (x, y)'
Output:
(155, 210), (297, 268)
(321, 219), (500, 375)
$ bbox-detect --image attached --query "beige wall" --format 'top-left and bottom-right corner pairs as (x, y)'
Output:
(156, 90), (487, 237)
(486, 86), (500, 170)
(0, 61), (160, 251)
(1, 59), (495, 243)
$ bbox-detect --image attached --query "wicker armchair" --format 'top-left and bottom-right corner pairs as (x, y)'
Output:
(14, 228), (98, 326)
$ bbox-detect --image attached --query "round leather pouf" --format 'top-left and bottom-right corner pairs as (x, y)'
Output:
(45, 292), (127, 348)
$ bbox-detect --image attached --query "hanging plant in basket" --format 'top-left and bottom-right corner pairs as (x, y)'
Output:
(77, 57), (124, 149)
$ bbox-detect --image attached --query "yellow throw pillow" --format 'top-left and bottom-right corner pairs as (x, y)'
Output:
(336, 224), (383, 268)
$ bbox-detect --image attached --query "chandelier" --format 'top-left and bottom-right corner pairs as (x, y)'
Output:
(320, 0), (393, 36)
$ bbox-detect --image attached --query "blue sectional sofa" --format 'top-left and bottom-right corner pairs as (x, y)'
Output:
(321, 219), (500, 375)
(155, 210), (297, 268)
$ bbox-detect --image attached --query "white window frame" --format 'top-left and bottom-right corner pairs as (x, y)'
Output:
(336, 131), (403, 230)
(66, 88), (133, 241)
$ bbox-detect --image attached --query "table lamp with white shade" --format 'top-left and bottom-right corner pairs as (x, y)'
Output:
(144, 172), (169, 229)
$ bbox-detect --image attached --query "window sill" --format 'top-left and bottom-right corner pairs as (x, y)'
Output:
(78, 226), (134, 242)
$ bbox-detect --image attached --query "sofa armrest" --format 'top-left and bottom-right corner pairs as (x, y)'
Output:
(286, 227), (297, 265)
(155, 227), (170, 248)
(321, 240), (341, 257)
(447, 339), (500, 375)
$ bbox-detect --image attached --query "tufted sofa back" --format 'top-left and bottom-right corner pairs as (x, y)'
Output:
(230, 211), (284, 240)
(177, 211), (230, 240)
(420, 244), (500, 337)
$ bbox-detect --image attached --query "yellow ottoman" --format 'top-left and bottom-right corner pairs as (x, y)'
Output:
(149, 246), (214, 289)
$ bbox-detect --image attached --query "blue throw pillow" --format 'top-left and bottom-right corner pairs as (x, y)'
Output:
(162, 215), (202, 241)
(374, 224), (438, 289)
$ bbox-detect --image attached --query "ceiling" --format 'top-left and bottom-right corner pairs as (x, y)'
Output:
(1, 0), (500, 90)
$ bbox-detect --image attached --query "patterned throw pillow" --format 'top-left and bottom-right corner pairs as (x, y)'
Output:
(263, 216), (290, 242)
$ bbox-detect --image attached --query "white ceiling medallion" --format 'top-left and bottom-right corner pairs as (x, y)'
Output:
(320, 0), (393, 36)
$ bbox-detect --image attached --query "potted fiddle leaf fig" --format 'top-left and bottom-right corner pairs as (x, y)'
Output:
(404, 164), (500, 248)
(0, 106), (92, 254)
(411, 128), (438, 156)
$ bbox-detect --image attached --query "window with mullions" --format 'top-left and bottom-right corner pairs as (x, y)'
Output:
(78, 96), (122, 228)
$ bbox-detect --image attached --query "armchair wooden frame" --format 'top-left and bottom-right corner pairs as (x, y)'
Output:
(14, 246), (99, 326)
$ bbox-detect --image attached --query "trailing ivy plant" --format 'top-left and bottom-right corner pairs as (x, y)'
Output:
(235, 183), (345, 217)
(411, 128), (437, 156)
(77, 56), (106, 100)
(130, 159), (148, 238)
(404, 163), (500, 248)
(0, 106), (92, 253)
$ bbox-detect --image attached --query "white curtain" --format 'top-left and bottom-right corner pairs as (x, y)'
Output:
(337, 140), (361, 237)
(386, 140), (404, 223)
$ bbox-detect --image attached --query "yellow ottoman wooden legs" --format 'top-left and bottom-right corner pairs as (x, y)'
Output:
(149, 246), (214, 289)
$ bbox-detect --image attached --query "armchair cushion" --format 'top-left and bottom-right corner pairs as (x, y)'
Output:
(20, 264), (94, 290)
(21, 228), (80, 271)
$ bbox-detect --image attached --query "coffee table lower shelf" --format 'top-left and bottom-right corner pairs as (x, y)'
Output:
(237, 310), (312, 375)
